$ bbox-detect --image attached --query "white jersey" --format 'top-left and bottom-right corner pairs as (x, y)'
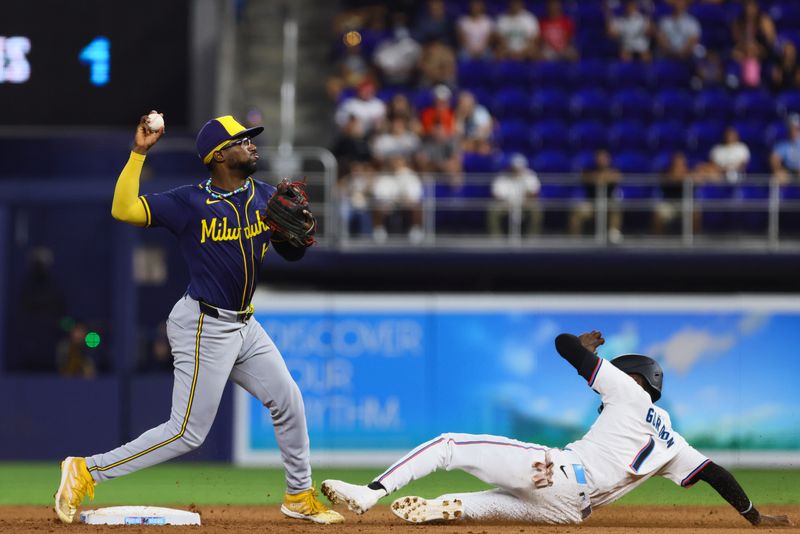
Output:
(567, 358), (709, 507)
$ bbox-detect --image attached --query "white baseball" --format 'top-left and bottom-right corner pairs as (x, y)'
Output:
(146, 112), (164, 132)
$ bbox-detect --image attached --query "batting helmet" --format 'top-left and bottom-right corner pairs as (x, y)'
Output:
(610, 354), (663, 402)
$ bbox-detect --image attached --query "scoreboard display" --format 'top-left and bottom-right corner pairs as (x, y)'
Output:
(0, 0), (190, 126)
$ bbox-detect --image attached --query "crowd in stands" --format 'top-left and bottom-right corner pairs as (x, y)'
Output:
(329, 0), (800, 241)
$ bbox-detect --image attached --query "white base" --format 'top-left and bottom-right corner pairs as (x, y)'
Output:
(79, 506), (201, 525)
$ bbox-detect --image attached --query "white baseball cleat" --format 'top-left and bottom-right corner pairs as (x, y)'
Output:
(390, 496), (463, 523)
(320, 479), (385, 514)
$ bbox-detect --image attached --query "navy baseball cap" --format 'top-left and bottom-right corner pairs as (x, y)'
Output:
(196, 115), (264, 164)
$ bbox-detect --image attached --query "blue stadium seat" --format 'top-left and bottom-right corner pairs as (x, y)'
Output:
(530, 120), (569, 151)
(458, 59), (493, 90)
(570, 89), (609, 121)
(539, 183), (588, 200)
(693, 88), (733, 122)
(529, 89), (571, 121)
(530, 61), (571, 89)
(607, 61), (649, 90)
(736, 184), (770, 233)
(491, 88), (529, 119)
(690, 3), (733, 49)
(746, 152), (771, 174)
(411, 88), (435, 110)
(734, 121), (767, 153)
(647, 121), (688, 152)
(466, 87), (492, 108)
(530, 150), (571, 173)
(569, 60), (609, 90)
(618, 184), (663, 200)
(695, 183), (737, 232)
(776, 90), (800, 118)
(770, 2), (800, 32)
(652, 89), (694, 122)
(766, 121), (789, 147)
(613, 151), (651, 174)
(734, 90), (777, 122)
(687, 120), (726, 156)
(497, 120), (531, 152)
(571, 150), (598, 172)
(494, 60), (531, 89)
(649, 60), (692, 89)
(610, 89), (652, 121)
(570, 121), (608, 151)
(462, 151), (501, 174)
(609, 121), (648, 151)
(651, 151), (677, 173)
(576, 33), (619, 59)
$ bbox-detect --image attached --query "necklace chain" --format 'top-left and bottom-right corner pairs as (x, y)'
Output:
(204, 177), (250, 199)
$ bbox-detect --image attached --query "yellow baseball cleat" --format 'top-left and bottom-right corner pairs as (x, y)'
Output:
(54, 457), (96, 524)
(281, 487), (345, 524)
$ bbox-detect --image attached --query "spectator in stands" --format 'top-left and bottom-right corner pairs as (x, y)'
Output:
(731, 39), (763, 89)
(769, 40), (800, 92)
(454, 90), (494, 151)
(339, 161), (376, 237)
(692, 49), (727, 89)
(372, 156), (425, 244)
(419, 38), (457, 87)
(413, 0), (456, 47)
(420, 84), (455, 136)
(457, 0), (494, 59)
(334, 79), (387, 134)
(373, 13), (422, 87)
(488, 153), (542, 237)
(770, 114), (800, 183)
(607, 0), (652, 63)
(416, 121), (462, 178)
(372, 116), (421, 163)
(656, 0), (701, 60)
(539, 0), (578, 61)
(57, 322), (96, 379)
(326, 40), (371, 102)
(732, 0), (777, 63)
(332, 114), (372, 176)
(495, 0), (540, 61)
(695, 126), (751, 183)
(386, 93), (421, 132)
(571, 150), (624, 243)
(653, 151), (693, 235)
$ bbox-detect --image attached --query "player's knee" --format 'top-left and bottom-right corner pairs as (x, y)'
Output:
(180, 429), (208, 451)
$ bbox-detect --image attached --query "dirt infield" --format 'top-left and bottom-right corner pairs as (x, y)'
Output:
(1, 504), (798, 533)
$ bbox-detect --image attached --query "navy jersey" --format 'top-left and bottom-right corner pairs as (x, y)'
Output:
(141, 178), (276, 311)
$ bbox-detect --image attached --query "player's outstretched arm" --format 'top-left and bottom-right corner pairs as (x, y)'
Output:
(695, 462), (793, 527)
(554, 331), (603, 381)
(110, 112), (164, 226)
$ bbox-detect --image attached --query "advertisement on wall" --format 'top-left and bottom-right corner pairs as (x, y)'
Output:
(234, 294), (800, 467)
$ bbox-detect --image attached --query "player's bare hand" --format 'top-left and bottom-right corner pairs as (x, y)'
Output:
(133, 111), (165, 154)
(578, 330), (604, 354)
(532, 450), (554, 489)
(755, 513), (793, 527)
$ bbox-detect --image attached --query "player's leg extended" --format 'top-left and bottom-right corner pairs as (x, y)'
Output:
(85, 299), (243, 482)
(230, 320), (342, 524)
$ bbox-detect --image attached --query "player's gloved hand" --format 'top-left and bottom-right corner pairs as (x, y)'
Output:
(532, 450), (554, 489)
(261, 179), (317, 248)
(751, 513), (793, 527)
(577, 330), (604, 354)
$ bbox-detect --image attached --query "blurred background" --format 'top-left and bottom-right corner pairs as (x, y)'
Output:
(1, 0), (799, 468)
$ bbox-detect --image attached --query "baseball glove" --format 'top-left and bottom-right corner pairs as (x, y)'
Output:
(261, 178), (317, 248)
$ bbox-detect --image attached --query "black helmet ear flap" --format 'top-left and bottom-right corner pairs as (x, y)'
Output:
(610, 354), (663, 402)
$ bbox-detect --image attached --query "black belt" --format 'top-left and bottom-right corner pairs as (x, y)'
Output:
(198, 300), (254, 323)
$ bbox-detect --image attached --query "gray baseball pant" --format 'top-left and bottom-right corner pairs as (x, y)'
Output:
(85, 295), (311, 492)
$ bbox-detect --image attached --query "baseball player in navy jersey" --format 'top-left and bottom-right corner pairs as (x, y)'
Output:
(322, 330), (792, 527)
(53, 113), (343, 524)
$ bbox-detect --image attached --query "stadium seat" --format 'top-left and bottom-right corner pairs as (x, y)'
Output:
(734, 90), (777, 122)
(734, 121), (767, 153)
(649, 60), (692, 89)
(607, 61), (648, 90)
(529, 89), (571, 121)
(491, 88), (529, 119)
(530, 61), (571, 90)
(569, 60), (609, 91)
(651, 151), (677, 173)
(609, 121), (648, 151)
(690, 3), (733, 50)
(618, 184), (663, 201)
(497, 120), (531, 152)
(458, 59), (493, 90)
(462, 151), (501, 174)
(576, 33), (619, 59)
(766, 121), (789, 147)
(539, 183), (588, 200)
(746, 153), (771, 174)
(570, 121), (608, 151)
(613, 151), (651, 174)
(695, 183), (737, 232)
(530, 150), (571, 173)
(610, 89), (652, 121)
(648, 121), (688, 152)
(570, 89), (609, 121)
(687, 121), (726, 155)
(571, 150), (598, 172)
(411, 88), (435, 111)
(530, 120), (569, 151)
(776, 90), (800, 118)
(652, 89), (694, 122)
(693, 88), (733, 122)
(771, 2), (800, 32)
(494, 60), (531, 89)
